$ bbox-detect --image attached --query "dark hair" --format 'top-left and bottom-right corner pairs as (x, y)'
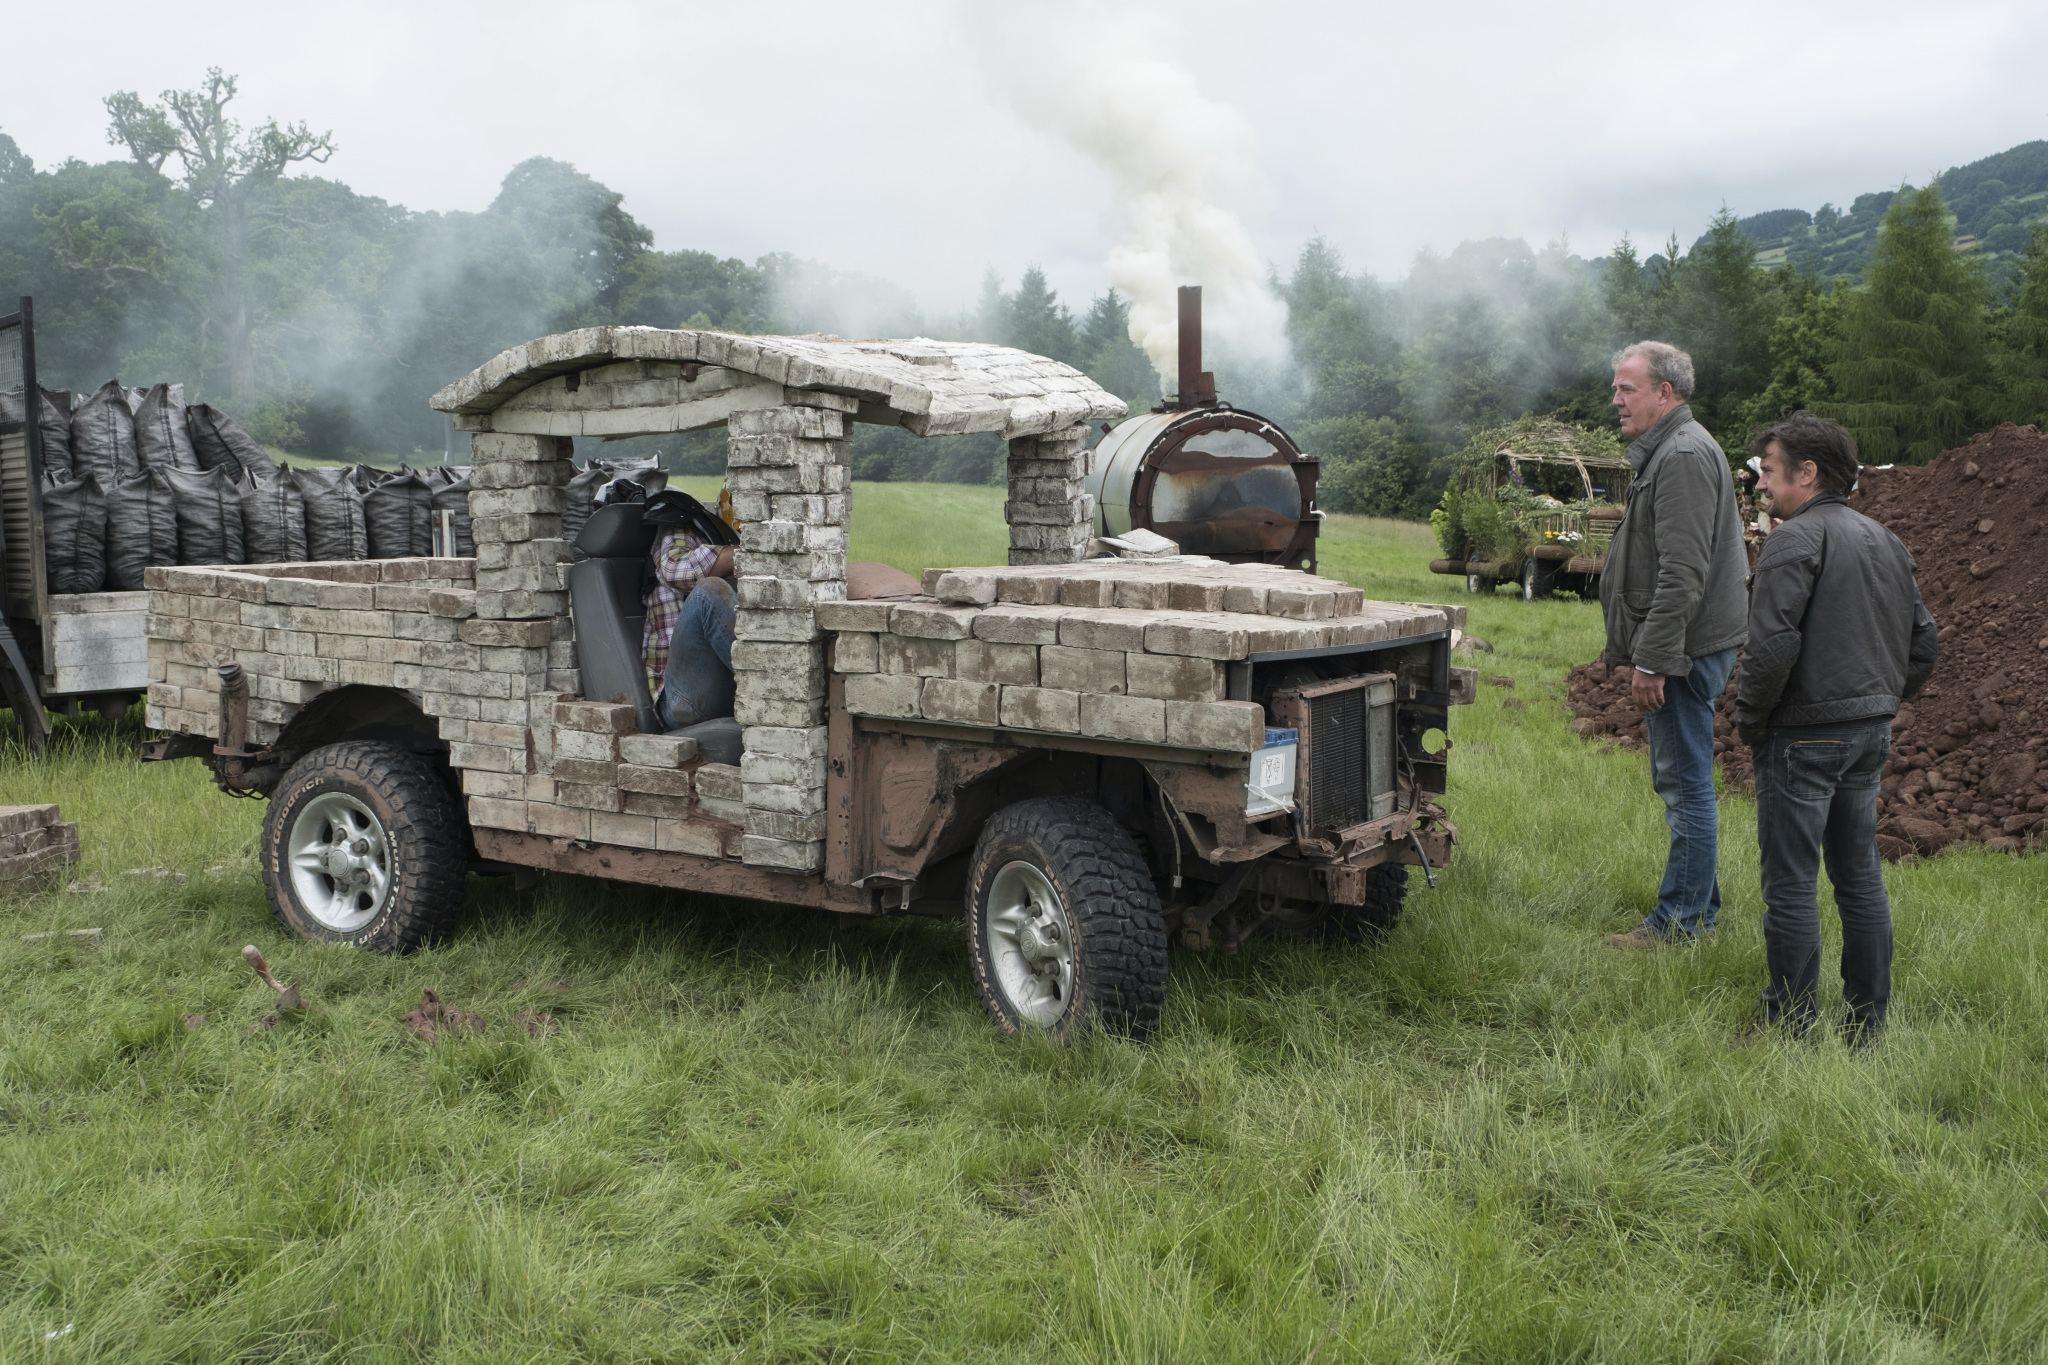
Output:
(1748, 411), (1859, 495)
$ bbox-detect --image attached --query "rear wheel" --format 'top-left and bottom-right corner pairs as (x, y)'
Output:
(965, 797), (1168, 1042)
(1521, 557), (1558, 601)
(261, 741), (468, 952)
(1465, 574), (1495, 595)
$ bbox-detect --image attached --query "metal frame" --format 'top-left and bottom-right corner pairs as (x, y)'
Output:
(0, 299), (49, 747)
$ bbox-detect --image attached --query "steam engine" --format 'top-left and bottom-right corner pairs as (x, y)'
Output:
(1086, 286), (1321, 571)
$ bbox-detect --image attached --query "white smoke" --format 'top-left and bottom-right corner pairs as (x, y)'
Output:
(958, 0), (1290, 383)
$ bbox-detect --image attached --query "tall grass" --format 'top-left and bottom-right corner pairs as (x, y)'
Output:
(2, 502), (2044, 1361)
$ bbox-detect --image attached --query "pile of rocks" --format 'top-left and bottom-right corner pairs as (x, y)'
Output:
(0, 805), (79, 884)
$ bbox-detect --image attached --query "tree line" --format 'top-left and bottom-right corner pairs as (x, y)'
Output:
(2, 72), (2043, 507)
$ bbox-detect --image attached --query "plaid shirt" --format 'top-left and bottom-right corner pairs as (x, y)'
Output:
(642, 527), (719, 695)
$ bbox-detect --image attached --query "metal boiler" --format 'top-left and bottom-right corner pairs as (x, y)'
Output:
(1085, 286), (1320, 571)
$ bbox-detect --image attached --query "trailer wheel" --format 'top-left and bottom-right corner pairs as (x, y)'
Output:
(1465, 574), (1494, 595)
(1325, 863), (1409, 943)
(261, 741), (467, 953)
(965, 797), (1168, 1042)
(1521, 557), (1558, 601)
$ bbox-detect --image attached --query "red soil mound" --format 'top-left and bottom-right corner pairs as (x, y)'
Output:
(1567, 422), (2048, 859)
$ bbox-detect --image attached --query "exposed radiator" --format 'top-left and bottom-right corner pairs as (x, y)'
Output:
(1273, 673), (1398, 832)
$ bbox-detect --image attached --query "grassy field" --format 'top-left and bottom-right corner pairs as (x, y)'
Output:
(5, 490), (2048, 1362)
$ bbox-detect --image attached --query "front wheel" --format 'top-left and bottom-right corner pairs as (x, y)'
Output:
(261, 741), (469, 952)
(1521, 557), (1558, 601)
(1465, 573), (1495, 595)
(965, 797), (1168, 1042)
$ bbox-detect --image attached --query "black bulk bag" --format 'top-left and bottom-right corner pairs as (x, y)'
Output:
(294, 466), (369, 561)
(71, 381), (140, 488)
(187, 403), (278, 483)
(105, 469), (179, 591)
(240, 468), (308, 564)
(163, 464), (247, 566)
(41, 471), (107, 595)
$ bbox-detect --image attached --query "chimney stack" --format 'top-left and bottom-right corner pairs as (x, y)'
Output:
(1177, 286), (1217, 409)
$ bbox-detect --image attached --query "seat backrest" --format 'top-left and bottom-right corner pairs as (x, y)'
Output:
(567, 503), (661, 734)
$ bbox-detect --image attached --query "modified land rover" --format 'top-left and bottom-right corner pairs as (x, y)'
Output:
(143, 327), (1471, 1040)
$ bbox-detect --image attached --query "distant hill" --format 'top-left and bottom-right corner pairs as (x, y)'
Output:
(1693, 139), (2048, 291)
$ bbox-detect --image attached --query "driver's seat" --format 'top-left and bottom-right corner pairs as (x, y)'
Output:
(565, 502), (742, 763)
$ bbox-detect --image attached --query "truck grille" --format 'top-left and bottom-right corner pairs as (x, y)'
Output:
(1279, 673), (1397, 832)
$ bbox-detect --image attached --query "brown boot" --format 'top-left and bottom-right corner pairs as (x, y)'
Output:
(1608, 925), (1665, 951)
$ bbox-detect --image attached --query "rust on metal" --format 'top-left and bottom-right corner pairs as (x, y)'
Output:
(471, 828), (867, 912)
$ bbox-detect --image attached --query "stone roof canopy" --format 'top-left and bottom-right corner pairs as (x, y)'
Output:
(430, 325), (1127, 441)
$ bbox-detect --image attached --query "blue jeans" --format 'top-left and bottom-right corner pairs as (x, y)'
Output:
(657, 577), (736, 730)
(1754, 718), (1893, 1039)
(1640, 646), (1736, 938)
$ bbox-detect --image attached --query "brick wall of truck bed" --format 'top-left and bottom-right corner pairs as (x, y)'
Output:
(143, 551), (1454, 876)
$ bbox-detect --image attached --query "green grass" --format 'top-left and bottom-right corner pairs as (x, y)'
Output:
(5, 502), (2048, 1361)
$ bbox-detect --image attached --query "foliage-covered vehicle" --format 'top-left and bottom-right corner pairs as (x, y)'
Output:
(1427, 417), (1630, 601)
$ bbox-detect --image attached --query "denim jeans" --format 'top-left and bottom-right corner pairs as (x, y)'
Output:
(1754, 717), (1893, 1038)
(1640, 646), (1736, 938)
(657, 577), (737, 730)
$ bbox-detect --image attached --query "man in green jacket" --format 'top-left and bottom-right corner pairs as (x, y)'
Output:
(1599, 342), (1750, 947)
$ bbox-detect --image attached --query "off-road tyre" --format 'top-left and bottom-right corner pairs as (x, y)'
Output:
(261, 741), (468, 953)
(1521, 556), (1558, 601)
(1324, 862), (1409, 944)
(965, 797), (1169, 1042)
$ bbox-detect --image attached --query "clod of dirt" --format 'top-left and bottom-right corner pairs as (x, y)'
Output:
(1567, 422), (2048, 860)
(183, 1014), (208, 1030)
(1502, 697), (1526, 711)
(1485, 675), (1515, 688)
(1453, 634), (1495, 654)
(65, 880), (102, 895)
(1563, 658), (1756, 794)
(402, 988), (483, 1043)
(513, 1008), (559, 1038)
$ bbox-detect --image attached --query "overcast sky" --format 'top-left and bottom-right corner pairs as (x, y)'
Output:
(5, 0), (2043, 319)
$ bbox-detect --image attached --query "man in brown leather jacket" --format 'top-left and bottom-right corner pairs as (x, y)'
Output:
(1600, 342), (1751, 947)
(1738, 413), (1937, 1045)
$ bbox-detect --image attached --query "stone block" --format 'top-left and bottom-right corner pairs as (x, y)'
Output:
(314, 581), (377, 610)
(889, 602), (978, 640)
(555, 700), (637, 733)
(1222, 583), (1268, 614)
(552, 757), (618, 785)
(476, 563), (565, 596)
(471, 432), (572, 464)
(879, 634), (956, 677)
(590, 812), (659, 850)
(729, 406), (846, 439)
(470, 485), (568, 517)
(921, 677), (1001, 725)
(1167, 580), (1226, 612)
(926, 568), (1001, 605)
(1000, 686), (1080, 733)
(472, 513), (565, 544)
(745, 809), (827, 842)
(1266, 587), (1338, 621)
(733, 607), (821, 643)
(954, 639), (1038, 686)
(373, 585), (432, 614)
(471, 460), (572, 491)
(698, 796), (747, 824)
(462, 769), (523, 798)
(735, 694), (821, 727)
(1058, 609), (1147, 653)
(694, 763), (742, 802)
(741, 835), (823, 871)
(830, 632), (878, 673)
(450, 742), (523, 774)
(743, 725), (828, 758)
(1164, 700), (1265, 752)
(994, 570), (1063, 605)
(1080, 692), (1167, 744)
(624, 790), (693, 819)
(1058, 576), (1114, 608)
(467, 797), (527, 831)
(971, 604), (1065, 645)
(736, 664), (826, 704)
(528, 803), (591, 840)
(731, 640), (824, 674)
(556, 781), (625, 812)
(656, 818), (726, 856)
(429, 588), (477, 619)
(1040, 644), (1126, 694)
(844, 672), (922, 718)
(393, 612), (461, 642)
(1127, 653), (1226, 702)
(618, 734), (697, 767)
(476, 589), (567, 620)
(1143, 615), (1252, 660)
(741, 751), (826, 787)
(814, 600), (895, 633)
(1112, 578), (1171, 611)
(617, 764), (695, 797)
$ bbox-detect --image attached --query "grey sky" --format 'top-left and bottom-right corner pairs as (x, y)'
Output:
(5, 0), (2043, 318)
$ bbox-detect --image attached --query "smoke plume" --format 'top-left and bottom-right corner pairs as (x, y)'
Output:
(959, 0), (1289, 382)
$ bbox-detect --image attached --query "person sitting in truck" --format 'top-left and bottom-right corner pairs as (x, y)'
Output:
(642, 516), (737, 730)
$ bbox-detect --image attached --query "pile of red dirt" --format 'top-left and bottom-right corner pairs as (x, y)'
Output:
(1566, 422), (2048, 859)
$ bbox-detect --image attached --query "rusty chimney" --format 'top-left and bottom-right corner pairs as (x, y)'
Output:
(1176, 285), (1217, 409)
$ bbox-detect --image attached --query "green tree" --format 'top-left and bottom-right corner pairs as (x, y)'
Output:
(1829, 183), (1990, 462)
(101, 69), (336, 402)
(1077, 289), (1158, 408)
(1990, 220), (2048, 426)
(489, 157), (652, 315)
(1733, 269), (1845, 438)
(1653, 209), (1779, 440)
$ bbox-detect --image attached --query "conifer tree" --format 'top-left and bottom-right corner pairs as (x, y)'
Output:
(1828, 183), (1990, 462)
(1991, 220), (2048, 426)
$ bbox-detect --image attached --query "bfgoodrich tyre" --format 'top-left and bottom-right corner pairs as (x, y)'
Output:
(261, 741), (468, 952)
(1325, 862), (1409, 943)
(965, 797), (1168, 1042)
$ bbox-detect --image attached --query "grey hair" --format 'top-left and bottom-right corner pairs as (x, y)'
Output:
(1612, 340), (1695, 399)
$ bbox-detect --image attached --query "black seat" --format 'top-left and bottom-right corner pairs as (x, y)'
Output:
(566, 503), (661, 734)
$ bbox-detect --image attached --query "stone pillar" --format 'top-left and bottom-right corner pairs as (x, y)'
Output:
(726, 400), (852, 874)
(1005, 424), (1093, 565)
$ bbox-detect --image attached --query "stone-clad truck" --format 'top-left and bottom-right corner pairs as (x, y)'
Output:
(143, 328), (1471, 1041)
